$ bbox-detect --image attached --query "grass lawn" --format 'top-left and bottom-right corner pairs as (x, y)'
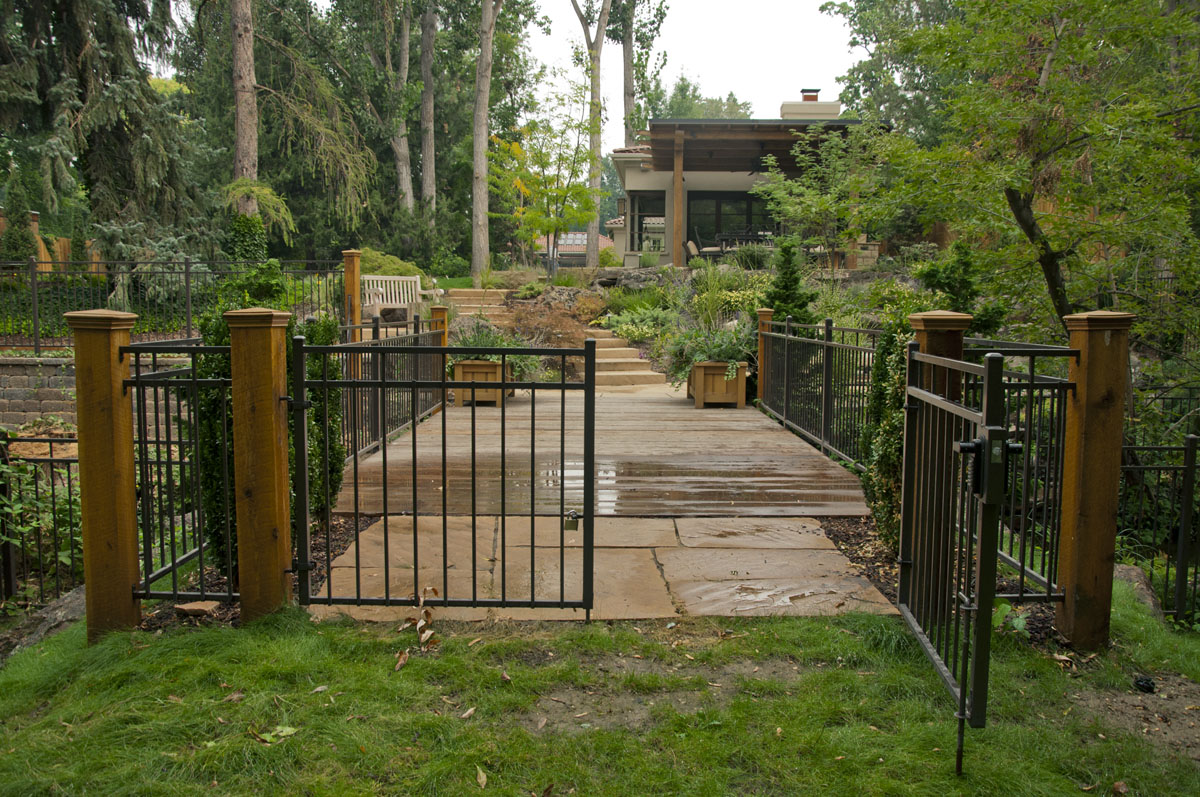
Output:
(433, 276), (474, 290)
(0, 582), (1197, 795)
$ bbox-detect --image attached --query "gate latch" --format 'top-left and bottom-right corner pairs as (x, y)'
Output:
(282, 395), (313, 410)
(954, 438), (985, 496)
(289, 558), (315, 574)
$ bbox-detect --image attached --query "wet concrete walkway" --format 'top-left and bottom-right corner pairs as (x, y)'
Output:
(313, 384), (891, 621)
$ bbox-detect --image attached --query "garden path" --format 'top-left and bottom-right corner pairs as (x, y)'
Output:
(316, 383), (888, 621)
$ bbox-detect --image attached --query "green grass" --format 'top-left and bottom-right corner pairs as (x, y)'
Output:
(0, 590), (1197, 795)
(434, 276), (473, 290)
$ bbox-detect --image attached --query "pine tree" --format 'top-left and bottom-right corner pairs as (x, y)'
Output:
(0, 173), (37, 264)
(762, 241), (817, 325)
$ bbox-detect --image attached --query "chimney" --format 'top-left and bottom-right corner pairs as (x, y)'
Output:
(801, 88), (820, 102)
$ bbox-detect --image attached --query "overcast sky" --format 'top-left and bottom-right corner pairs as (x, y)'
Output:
(528, 1), (865, 151)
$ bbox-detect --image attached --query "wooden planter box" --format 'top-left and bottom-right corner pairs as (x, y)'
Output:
(453, 360), (515, 406)
(687, 361), (747, 408)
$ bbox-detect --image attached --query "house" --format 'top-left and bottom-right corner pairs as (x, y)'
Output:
(533, 231), (615, 267)
(607, 90), (875, 269)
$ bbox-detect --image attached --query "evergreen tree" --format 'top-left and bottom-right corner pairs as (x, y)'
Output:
(0, 172), (37, 264)
(762, 242), (818, 325)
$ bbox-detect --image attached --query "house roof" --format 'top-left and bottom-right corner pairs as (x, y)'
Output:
(646, 118), (860, 173)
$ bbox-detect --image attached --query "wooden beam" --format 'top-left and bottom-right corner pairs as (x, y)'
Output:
(673, 129), (684, 267)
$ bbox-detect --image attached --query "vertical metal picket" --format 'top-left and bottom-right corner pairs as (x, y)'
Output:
(583, 338), (596, 619)
(1174, 435), (1198, 616)
(292, 336), (311, 605)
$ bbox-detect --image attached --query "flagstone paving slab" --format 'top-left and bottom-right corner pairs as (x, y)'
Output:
(675, 517), (830, 549)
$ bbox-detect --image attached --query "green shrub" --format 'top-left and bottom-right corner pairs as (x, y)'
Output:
(662, 322), (755, 387)
(860, 322), (911, 552)
(430, 251), (470, 278)
(598, 247), (621, 269)
(601, 306), (681, 344)
(69, 214), (89, 268)
(604, 286), (671, 315)
(0, 174), (37, 264)
(196, 261), (344, 580)
(229, 213), (268, 262)
(360, 246), (431, 289)
(639, 251), (659, 268)
(551, 270), (584, 288)
(446, 319), (541, 380)
(731, 244), (771, 270)
(762, 241), (817, 324)
(515, 281), (545, 299)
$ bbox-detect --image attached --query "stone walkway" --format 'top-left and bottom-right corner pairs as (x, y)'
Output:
(312, 383), (892, 622)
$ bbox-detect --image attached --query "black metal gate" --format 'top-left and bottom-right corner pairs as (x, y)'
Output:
(899, 341), (1075, 773)
(291, 336), (597, 616)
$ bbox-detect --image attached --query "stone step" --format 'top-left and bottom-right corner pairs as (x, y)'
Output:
(593, 370), (667, 386)
(595, 358), (652, 372)
(447, 289), (513, 300)
(592, 337), (628, 348)
(586, 328), (615, 339)
(594, 347), (641, 359)
(454, 304), (508, 314)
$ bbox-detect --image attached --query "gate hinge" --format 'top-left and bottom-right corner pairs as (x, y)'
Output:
(282, 395), (313, 410)
(288, 558), (315, 574)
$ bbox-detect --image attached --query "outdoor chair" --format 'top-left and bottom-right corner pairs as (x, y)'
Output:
(686, 240), (722, 262)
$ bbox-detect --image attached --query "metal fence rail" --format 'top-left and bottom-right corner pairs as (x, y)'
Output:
(124, 341), (238, 602)
(293, 339), (597, 614)
(759, 318), (879, 470)
(1120, 437), (1199, 620)
(0, 435), (81, 606)
(0, 259), (342, 352)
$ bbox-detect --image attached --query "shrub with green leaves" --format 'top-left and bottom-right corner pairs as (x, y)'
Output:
(0, 174), (38, 265)
(360, 246), (431, 289)
(515, 281), (545, 299)
(662, 322), (755, 387)
(639, 251), (659, 268)
(196, 261), (344, 580)
(446, 319), (541, 381)
(731, 243), (771, 270)
(602, 306), (681, 344)
(762, 241), (817, 325)
(598, 247), (621, 269)
(228, 213), (268, 263)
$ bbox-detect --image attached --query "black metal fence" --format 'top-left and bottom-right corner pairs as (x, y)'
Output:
(0, 435), (81, 606)
(125, 340), (238, 602)
(759, 318), (880, 469)
(0, 259), (343, 352)
(293, 338), (597, 614)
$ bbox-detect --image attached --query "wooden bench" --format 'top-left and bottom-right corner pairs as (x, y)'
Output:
(361, 274), (442, 321)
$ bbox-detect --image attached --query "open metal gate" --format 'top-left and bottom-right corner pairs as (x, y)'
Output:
(899, 341), (1075, 773)
(291, 336), (597, 616)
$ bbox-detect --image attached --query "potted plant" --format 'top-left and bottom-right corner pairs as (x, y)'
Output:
(663, 322), (755, 408)
(446, 320), (540, 406)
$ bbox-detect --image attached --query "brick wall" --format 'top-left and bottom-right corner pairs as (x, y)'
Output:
(0, 357), (76, 427)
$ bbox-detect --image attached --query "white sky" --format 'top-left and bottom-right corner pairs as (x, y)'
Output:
(528, 0), (865, 151)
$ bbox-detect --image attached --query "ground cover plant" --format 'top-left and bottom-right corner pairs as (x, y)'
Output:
(0, 587), (1197, 794)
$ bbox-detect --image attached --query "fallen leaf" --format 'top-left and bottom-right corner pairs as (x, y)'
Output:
(398, 619), (417, 632)
(1079, 784), (1096, 792)
(395, 651), (410, 671)
(468, 637), (484, 647)
(834, 756), (845, 761)
(476, 765), (487, 789)
(775, 728), (782, 737)
(222, 692), (244, 704)
(311, 685), (329, 694)
(273, 726), (298, 739)
(684, 654), (695, 661)
(537, 717), (547, 730)
(1112, 783), (1128, 795)
(501, 671), (511, 682)
(461, 707), (476, 719)
(574, 712), (589, 718)
(167, 695), (183, 704)
(216, 717), (227, 725)
(420, 629), (435, 645)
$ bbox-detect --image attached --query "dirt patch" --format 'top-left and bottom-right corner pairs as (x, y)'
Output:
(821, 516), (898, 604)
(1070, 673), (1200, 761)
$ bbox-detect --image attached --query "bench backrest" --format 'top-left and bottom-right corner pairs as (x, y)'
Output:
(362, 274), (421, 306)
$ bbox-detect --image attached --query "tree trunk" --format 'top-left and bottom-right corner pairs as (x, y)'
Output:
(231, 0), (259, 216)
(420, 2), (438, 221)
(1003, 187), (1075, 334)
(471, 0), (503, 287)
(572, 0), (613, 270)
(390, 2), (415, 211)
(622, 0), (636, 147)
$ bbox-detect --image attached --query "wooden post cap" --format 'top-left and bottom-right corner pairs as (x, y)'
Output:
(757, 308), (775, 320)
(223, 308), (291, 328)
(1063, 311), (1136, 332)
(64, 310), (137, 331)
(342, 248), (362, 256)
(908, 310), (973, 331)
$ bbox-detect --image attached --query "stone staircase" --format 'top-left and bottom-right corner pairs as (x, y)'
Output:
(446, 288), (514, 325)
(587, 328), (666, 387)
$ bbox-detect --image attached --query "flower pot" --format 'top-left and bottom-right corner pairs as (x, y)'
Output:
(453, 360), (515, 406)
(686, 361), (747, 408)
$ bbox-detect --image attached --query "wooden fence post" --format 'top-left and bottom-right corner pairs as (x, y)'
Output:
(756, 308), (774, 402)
(909, 311), (973, 400)
(65, 310), (140, 643)
(226, 308), (293, 622)
(343, 249), (362, 343)
(431, 305), (449, 347)
(1057, 310), (1135, 649)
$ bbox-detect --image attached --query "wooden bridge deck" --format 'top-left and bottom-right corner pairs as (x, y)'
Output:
(335, 383), (868, 518)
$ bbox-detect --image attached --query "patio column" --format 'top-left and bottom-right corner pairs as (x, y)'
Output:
(673, 129), (684, 268)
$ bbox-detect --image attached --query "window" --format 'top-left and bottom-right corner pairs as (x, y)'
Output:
(687, 192), (774, 246)
(629, 192), (666, 252)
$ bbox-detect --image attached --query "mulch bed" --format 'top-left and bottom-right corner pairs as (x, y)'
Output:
(136, 513), (376, 634)
(821, 515), (1064, 647)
